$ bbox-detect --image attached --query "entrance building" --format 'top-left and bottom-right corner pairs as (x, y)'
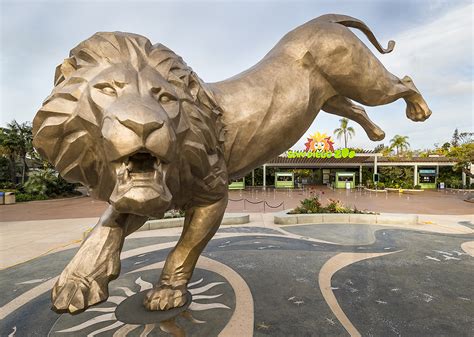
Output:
(252, 153), (460, 189)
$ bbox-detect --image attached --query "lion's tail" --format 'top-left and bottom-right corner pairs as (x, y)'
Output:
(320, 14), (395, 54)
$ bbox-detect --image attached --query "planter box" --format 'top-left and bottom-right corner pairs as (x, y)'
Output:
(4, 192), (15, 205)
(297, 214), (323, 224)
(275, 212), (419, 226)
(322, 214), (350, 223)
(376, 214), (418, 225)
(138, 213), (250, 231)
(349, 214), (377, 224)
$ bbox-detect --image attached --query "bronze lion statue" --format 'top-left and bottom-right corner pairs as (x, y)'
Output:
(33, 14), (431, 314)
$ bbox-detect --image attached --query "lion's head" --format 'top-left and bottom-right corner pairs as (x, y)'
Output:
(33, 32), (227, 217)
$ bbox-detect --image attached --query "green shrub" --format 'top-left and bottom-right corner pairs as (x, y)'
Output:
(325, 199), (351, 213)
(414, 184), (422, 190)
(24, 169), (55, 195)
(23, 168), (77, 197)
(15, 193), (48, 202)
(289, 196), (324, 214)
(0, 181), (16, 189)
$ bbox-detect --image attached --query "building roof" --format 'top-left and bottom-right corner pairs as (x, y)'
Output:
(266, 155), (456, 167)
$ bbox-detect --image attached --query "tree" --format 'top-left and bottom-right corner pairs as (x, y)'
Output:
(451, 128), (460, 147)
(333, 118), (355, 148)
(448, 143), (474, 177)
(0, 126), (20, 183)
(0, 120), (33, 184)
(459, 132), (474, 145)
(389, 135), (410, 156)
(373, 144), (385, 153)
(8, 121), (33, 184)
(447, 142), (474, 200)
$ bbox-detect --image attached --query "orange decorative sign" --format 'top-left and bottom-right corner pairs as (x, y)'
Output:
(304, 132), (335, 152)
(288, 131), (356, 159)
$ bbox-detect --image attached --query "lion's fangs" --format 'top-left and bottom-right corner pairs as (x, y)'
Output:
(117, 154), (162, 187)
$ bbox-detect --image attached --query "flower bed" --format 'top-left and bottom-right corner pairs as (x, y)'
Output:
(288, 196), (374, 215)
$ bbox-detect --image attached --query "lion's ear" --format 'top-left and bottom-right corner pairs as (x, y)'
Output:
(54, 57), (77, 86)
(188, 75), (200, 101)
(189, 72), (219, 111)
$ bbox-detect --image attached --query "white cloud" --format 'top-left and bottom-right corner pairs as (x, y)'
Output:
(382, 3), (473, 94)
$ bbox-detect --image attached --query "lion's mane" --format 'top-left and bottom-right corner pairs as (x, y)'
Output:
(33, 32), (227, 203)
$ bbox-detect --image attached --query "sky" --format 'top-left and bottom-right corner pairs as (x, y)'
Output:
(1, 0), (472, 151)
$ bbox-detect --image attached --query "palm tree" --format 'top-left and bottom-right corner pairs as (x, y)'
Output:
(333, 118), (355, 148)
(0, 126), (20, 183)
(0, 120), (33, 184)
(389, 135), (410, 156)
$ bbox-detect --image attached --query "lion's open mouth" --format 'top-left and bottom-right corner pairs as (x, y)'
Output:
(110, 152), (172, 216)
(119, 153), (161, 187)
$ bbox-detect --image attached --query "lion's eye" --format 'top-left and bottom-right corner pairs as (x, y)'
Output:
(94, 83), (117, 96)
(159, 93), (176, 104)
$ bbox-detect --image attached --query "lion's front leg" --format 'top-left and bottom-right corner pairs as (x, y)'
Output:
(144, 195), (228, 310)
(52, 206), (147, 314)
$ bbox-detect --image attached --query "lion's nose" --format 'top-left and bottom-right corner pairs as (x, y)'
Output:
(117, 118), (164, 140)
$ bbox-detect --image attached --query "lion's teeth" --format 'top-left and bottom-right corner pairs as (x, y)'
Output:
(117, 162), (126, 175)
(154, 161), (161, 170)
(124, 168), (130, 180)
(127, 162), (133, 171)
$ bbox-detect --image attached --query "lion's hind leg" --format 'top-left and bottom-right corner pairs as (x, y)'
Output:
(322, 95), (385, 141)
(52, 207), (147, 314)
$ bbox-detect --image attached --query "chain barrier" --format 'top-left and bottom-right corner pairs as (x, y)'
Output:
(228, 197), (285, 212)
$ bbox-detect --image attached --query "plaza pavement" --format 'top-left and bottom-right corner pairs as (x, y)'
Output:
(0, 188), (473, 336)
(1, 187), (473, 222)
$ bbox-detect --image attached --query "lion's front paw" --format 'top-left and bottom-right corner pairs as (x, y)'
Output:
(51, 276), (108, 314)
(143, 285), (188, 311)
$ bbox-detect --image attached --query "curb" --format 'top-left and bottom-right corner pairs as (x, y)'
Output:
(137, 213), (250, 231)
(363, 188), (387, 193)
(385, 188), (423, 194)
(274, 212), (418, 226)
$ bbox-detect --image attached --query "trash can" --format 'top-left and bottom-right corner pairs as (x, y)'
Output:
(0, 192), (4, 205)
(4, 192), (15, 204)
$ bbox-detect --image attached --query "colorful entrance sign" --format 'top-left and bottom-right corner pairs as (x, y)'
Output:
(288, 132), (356, 159)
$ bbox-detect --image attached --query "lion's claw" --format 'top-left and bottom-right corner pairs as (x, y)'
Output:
(144, 285), (187, 311)
(51, 277), (108, 314)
